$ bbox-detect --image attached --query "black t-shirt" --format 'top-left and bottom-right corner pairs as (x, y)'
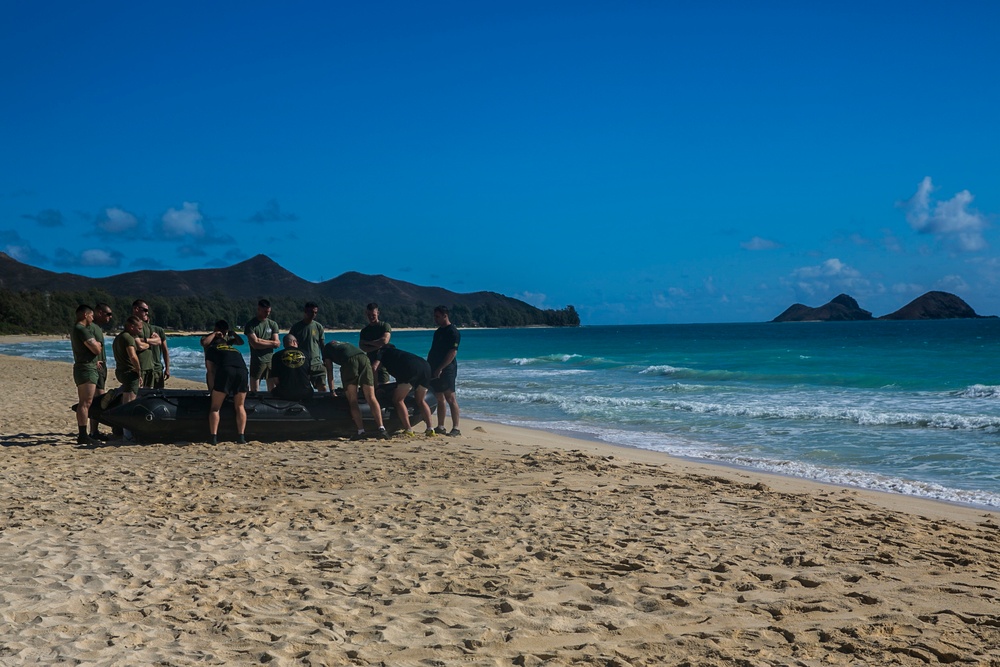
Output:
(206, 343), (247, 371)
(379, 346), (429, 379)
(272, 348), (314, 400)
(428, 324), (460, 369)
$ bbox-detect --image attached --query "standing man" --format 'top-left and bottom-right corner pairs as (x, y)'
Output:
(113, 315), (146, 444)
(131, 299), (161, 389)
(150, 318), (170, 389)
(375, 344), (435, 436)
(271, 334), (314, 401)
(359, 302), (391, 385)
(322, 340), (388, 440)
(428, 305), (461, 436)
(204, 320), (249, 445)
(289, 301), (327, 391)
(244, 299), (280, 391)
(71, 305), (103, 447)
(89, 303), (114, 440)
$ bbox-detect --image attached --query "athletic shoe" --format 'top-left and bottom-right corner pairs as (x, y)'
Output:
(424, 429), (437, 437)
(447, 428), (462, 437)
(89, 432), (110, 442)
(350, 432), (367, 441)
(376, 428), (389, 440)
(76, 434), (99, 448)
(434, 426), (447, 435)
(236, 435), (247, 444)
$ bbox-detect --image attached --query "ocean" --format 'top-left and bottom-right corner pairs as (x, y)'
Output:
(5, 320), (1000, 508)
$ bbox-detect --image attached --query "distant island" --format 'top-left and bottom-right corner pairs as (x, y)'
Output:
(772, 291), (990, 322)
(0, 253), (580, 334)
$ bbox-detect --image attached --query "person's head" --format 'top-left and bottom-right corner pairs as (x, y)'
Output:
(283, 334), (298, 348)
(366, 302), (380, 324)
(124, 315), (143, 336)
(433, 305), (450, 327)
(76, 304), (93, 323)
(94, 303), (113, 327)
(214, 319), (230, 334)
(131, 299), (150, 321)
(257, 299), (271, 318)
(303, 301), (319, 322)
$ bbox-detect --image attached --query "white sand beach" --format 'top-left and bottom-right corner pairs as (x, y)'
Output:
(2, 353), (999, 665)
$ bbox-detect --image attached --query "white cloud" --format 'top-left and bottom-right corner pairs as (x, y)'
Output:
(935, 274), (969, 292)
(79, 249), (121, 266)
(791, 258), (861, 280)
(515, 291), (547, 308)
(4, 244), (31, 261)
(740, 236), (780, 250)
(99, 207), (139, 233)
(903, 177), (989, 252)
(161, 202), (205, 238)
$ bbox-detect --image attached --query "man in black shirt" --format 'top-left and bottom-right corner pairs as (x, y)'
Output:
(427, 305), (461, 436)
(271, 334), (314, 402)
(375, 344), (435, 436)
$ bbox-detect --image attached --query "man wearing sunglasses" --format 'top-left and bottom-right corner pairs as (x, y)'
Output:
(131, 299), (162, 389)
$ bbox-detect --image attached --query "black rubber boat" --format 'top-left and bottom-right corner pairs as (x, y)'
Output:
(78, 383), (435, 443)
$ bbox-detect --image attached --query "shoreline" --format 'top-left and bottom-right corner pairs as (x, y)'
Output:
(3, 352), (995, 525)
(3, 353), (1000, 663)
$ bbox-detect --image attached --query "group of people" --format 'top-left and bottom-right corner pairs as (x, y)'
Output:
(72, 297), (460, 447)
(71, 299), (170, 447)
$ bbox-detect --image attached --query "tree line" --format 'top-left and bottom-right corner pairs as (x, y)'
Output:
(0, 288), (580, 334)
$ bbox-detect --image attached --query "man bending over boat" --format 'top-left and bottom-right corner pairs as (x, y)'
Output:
(374, 344), (435, 437)
(203, 320), (249, 446)
(322, 340), (388, 440)
(271, 334), (314, 401)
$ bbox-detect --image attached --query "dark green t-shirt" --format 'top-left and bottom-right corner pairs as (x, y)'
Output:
(71, 322), (99, 367)
(359, 321), (391, 347)
(288, 319), (325, 372)
(244, 317), (280, 362)
(322, 341), (365, 366)
(113, 331), (138, 373)
(136, 321), (155, 372)
(150, 325), (166, 372)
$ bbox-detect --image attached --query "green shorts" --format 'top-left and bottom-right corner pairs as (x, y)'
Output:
(97, 365), (107, 391)
(141, 369), (155, 388)
(250, 357), (272, 382)
(341, 353), (375, 388)
(73, 363), (99, 387)
(309, 369), (327, 390)
(116, 367), (141, 394)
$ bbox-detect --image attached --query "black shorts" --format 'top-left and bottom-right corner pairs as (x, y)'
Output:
(430, 363), (457, 393)
(398, 360), (432, 389)
(213, 367), (249, 396)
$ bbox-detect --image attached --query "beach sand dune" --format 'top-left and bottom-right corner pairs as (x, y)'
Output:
(2, 354), (999, 665)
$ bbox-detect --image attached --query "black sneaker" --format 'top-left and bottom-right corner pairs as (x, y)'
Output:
(434, 426), (447, 435)
(350, 432), (367, 441)
(76, 434), (100, 448)
(236, 435), (247, 444)
(89, 432), (110, 442)
(376, 428), (389, 440)
(447, 428), (462, 437)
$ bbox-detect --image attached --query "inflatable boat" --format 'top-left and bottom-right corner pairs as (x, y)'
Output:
(80, 384), (435, 443)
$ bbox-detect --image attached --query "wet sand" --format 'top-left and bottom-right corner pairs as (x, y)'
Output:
(2, 354), (999, 665)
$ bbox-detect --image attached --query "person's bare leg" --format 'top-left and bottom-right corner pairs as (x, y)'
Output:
(233, 392), (247, 435)
(415, 386), (433, 429)
(362, 384), (384, 430)
(345, 384), (364, 431)
(393, 383), (412, 430)
(208, 390), (226, 440)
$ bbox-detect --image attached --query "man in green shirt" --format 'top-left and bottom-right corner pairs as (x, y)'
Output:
(113, 315), (145, 402)
(71, 305), (103, 447)
(322, 340), (387, 440)
(150, 322), (170, 388)
(359, 301), (392, 385)
(288, 301), (327, 391)
(131, 299), (162, 388)
(244, 299), (281, 391)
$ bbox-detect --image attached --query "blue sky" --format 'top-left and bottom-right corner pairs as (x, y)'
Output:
(2, 1), (999, 324)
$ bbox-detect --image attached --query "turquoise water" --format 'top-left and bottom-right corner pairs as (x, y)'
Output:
(6, 320), (1000, 507)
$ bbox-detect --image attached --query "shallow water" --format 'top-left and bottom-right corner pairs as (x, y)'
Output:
(7, 319), (1000, 506)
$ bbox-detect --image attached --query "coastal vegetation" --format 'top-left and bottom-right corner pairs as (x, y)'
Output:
(0, 288), (580, 334)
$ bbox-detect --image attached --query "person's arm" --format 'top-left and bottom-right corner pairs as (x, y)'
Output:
(200, 331), (221, 348)
(83, 336), (102, 356)
(127, 345), (143, 385)
(161, 335), (170, 379)
(146, 332), (162, 347)
(324, 358), (334, 394)
(433, 349), (457, 378)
